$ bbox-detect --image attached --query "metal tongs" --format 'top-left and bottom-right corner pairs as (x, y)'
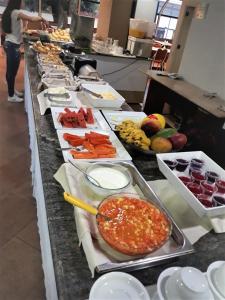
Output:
(78, 75), (100, 81)
(44, 92), (70, 99)
(82, 87), (103, 99)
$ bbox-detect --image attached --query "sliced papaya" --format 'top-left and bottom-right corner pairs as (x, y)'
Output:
(83, 140), (95, 152)
(97, 153), (116, 158)
(69, 139), (84, 147)
(70, 150), (97, 159)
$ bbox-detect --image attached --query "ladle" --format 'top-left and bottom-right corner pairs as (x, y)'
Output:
(63, 192), (110, 221)
(68, 160), (102, 187)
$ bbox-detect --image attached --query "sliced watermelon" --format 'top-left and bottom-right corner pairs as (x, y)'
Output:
(78, 107), (87, 120)
(77, 111), (87, 128)
(86, 108), (95, 124)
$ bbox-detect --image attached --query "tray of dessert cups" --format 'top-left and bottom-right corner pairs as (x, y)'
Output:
(157, 151), (225, 217)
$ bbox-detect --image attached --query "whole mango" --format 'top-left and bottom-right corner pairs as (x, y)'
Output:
(151, 137), (172, 153)
(141, 118), (161, 137)
(148, 113), (166, 129)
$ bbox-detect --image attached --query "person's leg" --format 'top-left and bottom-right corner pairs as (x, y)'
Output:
(4, 42), (23, 102)
(4, 42), (15, 97)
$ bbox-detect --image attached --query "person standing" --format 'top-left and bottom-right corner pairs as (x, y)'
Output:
(47, 0), (59, 25)
(58, 0), (70, 29)
(2, 0), (47, 103)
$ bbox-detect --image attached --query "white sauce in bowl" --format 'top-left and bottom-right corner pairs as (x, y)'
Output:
(88, 167), (129, 189)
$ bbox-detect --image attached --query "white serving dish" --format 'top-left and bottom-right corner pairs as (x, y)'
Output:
(207, 261), (225, 300)
(50, 107), (111, 131)
(89, 272), (150, 300)
(157, 267), (213, 300)
(157, 151), (225, 217)
(58, 129), (132, 161)
(81, 83), (125, 109)
(102, 110), (147, 130)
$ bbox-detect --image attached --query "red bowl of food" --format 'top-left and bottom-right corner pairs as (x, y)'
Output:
(97, 193), (172, 256)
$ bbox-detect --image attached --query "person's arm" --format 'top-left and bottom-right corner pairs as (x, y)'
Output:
(18, 12), (47, 24)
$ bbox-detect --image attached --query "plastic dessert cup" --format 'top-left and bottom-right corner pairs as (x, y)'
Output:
(189, 165), (202, 175)
(191, 171), (205, 185)
(197, 194), (213, 208)
(175, 159), (189, 172)
(178, 176), (192, 186)
(205, 171), (220, 184)
(200, 181), (217, 196)
(212, 194), (225, 207)
(190, 158), (204, 170)
(215, 179), (225, 194)
(163, 160), (177, 170)
(187, 182), (202, 197)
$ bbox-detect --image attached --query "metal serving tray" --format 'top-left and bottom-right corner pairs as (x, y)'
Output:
(94, 161), (194, 273)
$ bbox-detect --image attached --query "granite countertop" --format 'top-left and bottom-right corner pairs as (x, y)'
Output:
(25, 48), (225, 300)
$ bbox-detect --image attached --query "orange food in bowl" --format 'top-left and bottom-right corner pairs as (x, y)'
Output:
(97, 194), (171, 255)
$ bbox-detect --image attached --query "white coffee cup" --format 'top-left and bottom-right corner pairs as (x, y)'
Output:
(165, 267), (211, 300)
(214, 262), (225, 297)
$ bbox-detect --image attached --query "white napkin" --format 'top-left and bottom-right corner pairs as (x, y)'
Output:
(54, 164), (225, 277)
(37, 90), (79, 115)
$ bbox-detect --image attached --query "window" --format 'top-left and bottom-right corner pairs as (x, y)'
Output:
(155, 0), (182, 40)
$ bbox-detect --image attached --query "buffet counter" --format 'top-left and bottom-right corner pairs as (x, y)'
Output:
(24, 48), (225, 300)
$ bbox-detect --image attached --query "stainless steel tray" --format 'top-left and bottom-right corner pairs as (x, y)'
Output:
(94, 161), (194, 273)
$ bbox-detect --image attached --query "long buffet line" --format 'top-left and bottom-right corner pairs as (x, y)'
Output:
(25, 35), (225, 300)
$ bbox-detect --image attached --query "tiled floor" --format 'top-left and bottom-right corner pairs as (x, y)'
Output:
(0, 51), (45, 299)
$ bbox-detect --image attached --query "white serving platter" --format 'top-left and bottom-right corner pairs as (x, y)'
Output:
(157, 151), (225, 217)
(101, 111), (147, 130)
(50, 107), (111, 131)
(37, 90), (79, 115)
(81, 83), (125, 109)
(89, 272), (150, 300)
(59, 129), (132, 162)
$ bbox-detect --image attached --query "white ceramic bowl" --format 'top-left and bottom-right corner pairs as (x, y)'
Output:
(214, 262), (225, 296)
(165, 267), (212, 300)
(89, 272), (150, 300)
(207, 261), (225, 300)
(85, 162), (132, 197)
(157, 267), (181, 300)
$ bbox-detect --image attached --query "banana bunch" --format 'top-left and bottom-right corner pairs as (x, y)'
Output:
(116, 120), (151, 151)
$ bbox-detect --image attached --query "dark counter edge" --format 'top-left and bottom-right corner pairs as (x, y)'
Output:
(24, 48), (225, 300)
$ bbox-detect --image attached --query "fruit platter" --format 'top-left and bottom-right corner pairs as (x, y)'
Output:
(58, 129), (132, 161)
(51, 107), (110, 130)
(116, 113), (188, 155)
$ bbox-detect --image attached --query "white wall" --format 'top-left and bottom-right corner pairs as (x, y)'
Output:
(179, 0), (225, 100)
(135, 0), (158, 22)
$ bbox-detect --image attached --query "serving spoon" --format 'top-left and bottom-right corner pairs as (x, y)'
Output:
(63, 192), (110, 221)
(68, 160), (102, 187)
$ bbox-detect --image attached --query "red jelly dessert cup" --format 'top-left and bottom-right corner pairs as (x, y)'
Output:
(187, 182), (202, 197)
(197, 194), (213, 208)
(215, 179), (225, 194)
(200, 180), (217, 196)
(191, 171), (205, 184)
(179, 176), (192, 186)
